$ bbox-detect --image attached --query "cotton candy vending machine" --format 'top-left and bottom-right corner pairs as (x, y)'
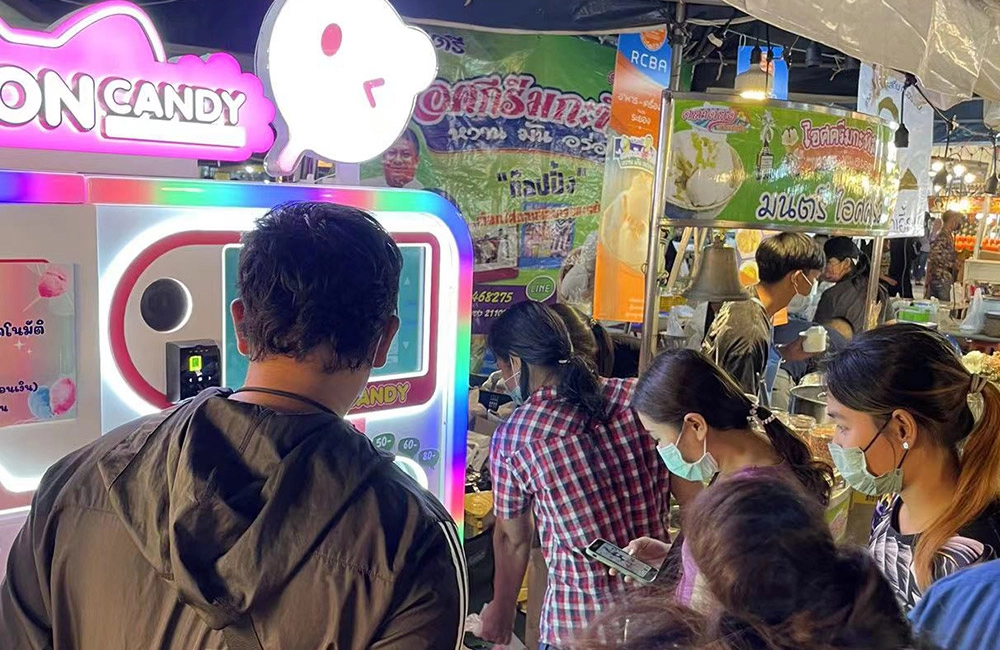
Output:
(0, 0), (467, 577)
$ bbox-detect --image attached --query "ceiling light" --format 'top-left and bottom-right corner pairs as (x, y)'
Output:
(894, 123), (909, 148)
(806, 41), (822, 67)
(931, 160), (944, 172)
(954, 163), (967, 176)
(965, 172), (976, 184)
(735, 48), (769, 100)
(987, 175), (999, 195)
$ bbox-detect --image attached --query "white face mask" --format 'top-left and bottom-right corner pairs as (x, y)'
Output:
(788, 274), (818, 315)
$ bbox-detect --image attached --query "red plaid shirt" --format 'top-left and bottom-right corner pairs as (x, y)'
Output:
(490, 378), (671, 646)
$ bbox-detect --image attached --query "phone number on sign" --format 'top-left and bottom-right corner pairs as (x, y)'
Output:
(472, 308), (507, 320)
(473, 291), (516, 304)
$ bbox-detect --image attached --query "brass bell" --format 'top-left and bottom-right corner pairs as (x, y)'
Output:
(683, 236), (749, 303)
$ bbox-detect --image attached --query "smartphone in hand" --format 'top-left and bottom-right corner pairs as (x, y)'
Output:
(584, 538), (659, 584)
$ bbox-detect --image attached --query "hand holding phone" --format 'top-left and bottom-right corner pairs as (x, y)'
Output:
(584, 538), (660, 584)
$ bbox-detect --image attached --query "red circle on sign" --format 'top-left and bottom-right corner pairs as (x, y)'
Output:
(640, 28), (668, 52)
(321, 24), (343, 57)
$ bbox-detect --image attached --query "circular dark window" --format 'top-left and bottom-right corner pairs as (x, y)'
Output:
(140, 278), (191, 333)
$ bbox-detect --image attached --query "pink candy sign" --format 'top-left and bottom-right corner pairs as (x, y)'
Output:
(0, 262), (78, 430)
(0, 1), (274, 160)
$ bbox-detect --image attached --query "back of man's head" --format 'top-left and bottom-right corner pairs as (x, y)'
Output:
(756, 232), (825, 284)
(237, 201), (402, 372)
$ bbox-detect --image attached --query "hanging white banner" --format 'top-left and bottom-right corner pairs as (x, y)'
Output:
(858, 64), (933, 238)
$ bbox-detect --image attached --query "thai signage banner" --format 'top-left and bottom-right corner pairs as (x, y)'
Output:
(360, 28), (615, 371)
(0, 263), (77, 430)
(858, 64), (933, 238)
(592, 29), (673, 321)
(663, 96), (896, 232)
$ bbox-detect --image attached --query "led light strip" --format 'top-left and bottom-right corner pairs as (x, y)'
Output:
(0, 174), (472, 527)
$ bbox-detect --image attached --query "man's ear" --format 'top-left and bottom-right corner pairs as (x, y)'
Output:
(230, 300), (249, 356)
(371, 316), (400, 368)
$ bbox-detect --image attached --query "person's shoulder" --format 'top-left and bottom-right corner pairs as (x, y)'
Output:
(602, 377), (637, 401)
(36, 411), (168, 516)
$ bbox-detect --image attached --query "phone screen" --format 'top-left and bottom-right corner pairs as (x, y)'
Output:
(586, 539), (658, 583)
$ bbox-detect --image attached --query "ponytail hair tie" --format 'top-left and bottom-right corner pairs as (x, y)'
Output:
(746, 397), (778, 428)
(968, 373), (989, 423)
(557, 358), (571, 365)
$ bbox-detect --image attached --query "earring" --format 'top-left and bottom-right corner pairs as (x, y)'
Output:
(902, 442), (910, 450)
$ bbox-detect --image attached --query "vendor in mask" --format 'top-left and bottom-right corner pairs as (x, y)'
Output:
(702, 232), (825, 406)
(814, 237), (887, 336)
(825, 324), (1000, 612)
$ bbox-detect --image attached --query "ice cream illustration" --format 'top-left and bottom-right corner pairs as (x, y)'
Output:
(256, 0), (438, 175)
(781, 127), (799, 149)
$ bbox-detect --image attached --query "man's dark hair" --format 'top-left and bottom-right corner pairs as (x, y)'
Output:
(237, 201), (402, 372)
(756, 232), (825, 284)
(398, 129), (420, 155)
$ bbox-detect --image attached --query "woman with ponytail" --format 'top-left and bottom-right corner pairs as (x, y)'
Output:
(579, 474), (918, 650)
(825, 323), (1000, 611)
(550, 303), (617, 378)
(623, 348), (833, 608)
(479, 302), (673, 649)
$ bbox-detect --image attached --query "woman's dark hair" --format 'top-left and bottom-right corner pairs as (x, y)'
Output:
(826, 323), (1000, 589)
(633, 349), (832, 505)
(550, 303), (616, 377)
(238, 201), (402, 372)
(489, 301), (607, 422)
(577, 475), (915, 650)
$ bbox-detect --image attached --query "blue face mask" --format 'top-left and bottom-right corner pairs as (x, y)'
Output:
(657, 429), (719, 483)
(503, 371), (524, 407)
(827, 419), (907, 496)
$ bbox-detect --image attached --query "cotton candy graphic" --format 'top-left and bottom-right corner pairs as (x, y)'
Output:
(28, 386), (53, 420)
(37, 266), (69, 298)
(49, 377), (77, 416)
(257, 0), (438, 174)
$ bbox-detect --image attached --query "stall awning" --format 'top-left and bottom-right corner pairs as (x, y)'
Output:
(721, 0), (1000, 105)
(390, 0), (733, 34)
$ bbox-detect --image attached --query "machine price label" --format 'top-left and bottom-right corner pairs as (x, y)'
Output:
(372, 433), (396, 451)
(417, 449), (441, 468)
(397, 437), (421, 458)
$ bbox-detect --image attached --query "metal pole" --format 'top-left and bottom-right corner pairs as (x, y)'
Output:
(639, 89), (674, 373)
(974, 196), (990, 260)
(639, 1), (685, 373)
(864, 235), (885, 331)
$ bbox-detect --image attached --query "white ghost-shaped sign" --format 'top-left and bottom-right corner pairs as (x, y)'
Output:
(256, 0), (437, 176)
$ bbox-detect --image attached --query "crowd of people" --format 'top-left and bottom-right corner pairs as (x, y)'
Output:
(479, 223), (998, 650)
(0, 201), (992, 650)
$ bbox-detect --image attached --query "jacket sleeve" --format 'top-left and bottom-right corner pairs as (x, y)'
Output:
(0, 490), (54, 649)
(370, 518), (467, 650)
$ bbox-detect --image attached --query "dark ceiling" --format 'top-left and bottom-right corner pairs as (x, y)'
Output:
(8, 0), (986, 142)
